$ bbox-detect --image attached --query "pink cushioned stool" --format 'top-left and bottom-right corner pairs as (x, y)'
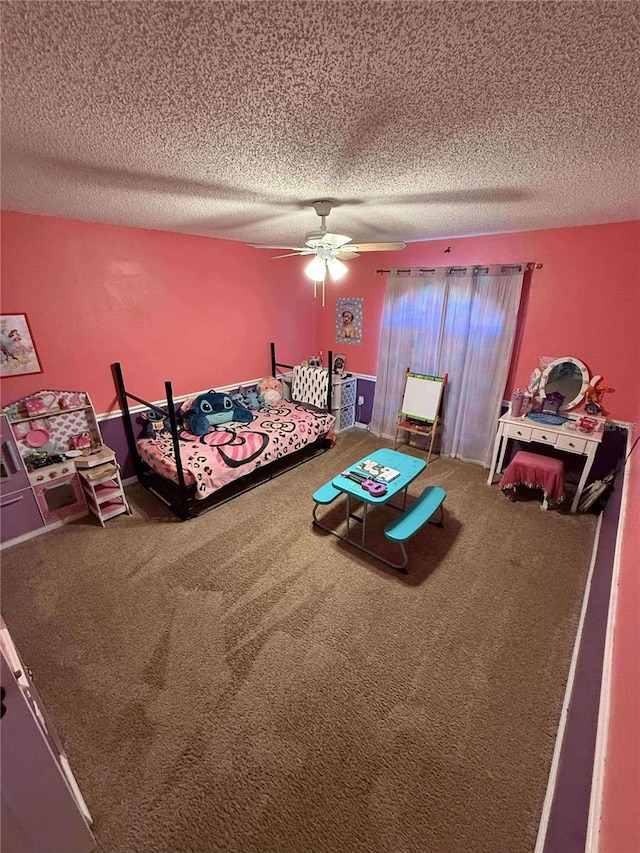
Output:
(499, 450), (565, 510)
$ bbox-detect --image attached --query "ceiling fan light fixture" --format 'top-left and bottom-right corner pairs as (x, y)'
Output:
(327, 257), (347, 281)
(305, 255), (326, 281)
(250, 200), (406, 306)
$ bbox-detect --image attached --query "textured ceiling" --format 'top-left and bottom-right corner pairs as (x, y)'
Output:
(1, 0), (639, 247)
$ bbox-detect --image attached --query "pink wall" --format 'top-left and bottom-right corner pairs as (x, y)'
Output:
(4, 214), (637, 421)
(1, 211), (317, 412)
(317, 220), (640, 423)
(2, 210), (639, 848)
(600, 404), (640, 853)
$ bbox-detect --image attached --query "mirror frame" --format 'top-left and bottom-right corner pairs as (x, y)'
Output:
(538, 356), (590, 411)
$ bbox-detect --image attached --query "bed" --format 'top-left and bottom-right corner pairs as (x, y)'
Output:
(111, 344), (337, 519)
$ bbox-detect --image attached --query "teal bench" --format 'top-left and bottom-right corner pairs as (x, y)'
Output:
(312, 481), (342, 526)
(312, 481), (342, 505)
(384, 486), (446, 569)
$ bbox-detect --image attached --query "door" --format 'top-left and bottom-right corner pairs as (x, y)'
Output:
(1, 633), (95, 852)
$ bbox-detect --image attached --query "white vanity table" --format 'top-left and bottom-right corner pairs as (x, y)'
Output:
(488, 355), (607, 513)
(487, 412), (603, 512)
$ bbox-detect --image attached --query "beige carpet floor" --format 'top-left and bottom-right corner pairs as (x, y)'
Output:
(0, 429), (597, 853)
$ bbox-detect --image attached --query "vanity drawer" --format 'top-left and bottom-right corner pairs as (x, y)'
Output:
(530, 428), (558, 446)
(557, 434), (588, 454)
(505, 423), (532, 441)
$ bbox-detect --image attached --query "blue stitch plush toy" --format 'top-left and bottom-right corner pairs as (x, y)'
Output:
(185, 391), (253, 436)
(139, 408), (171, 438)
(243, 388), (263, 410)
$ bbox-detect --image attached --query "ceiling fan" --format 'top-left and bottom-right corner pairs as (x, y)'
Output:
(248, 200), (406, 305)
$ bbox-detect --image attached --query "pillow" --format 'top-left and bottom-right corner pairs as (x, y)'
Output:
(257, 376), (283, 405)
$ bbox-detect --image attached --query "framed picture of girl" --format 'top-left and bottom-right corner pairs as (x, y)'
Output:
(1, 314), (43, 377)
(333, 353), (346, 376)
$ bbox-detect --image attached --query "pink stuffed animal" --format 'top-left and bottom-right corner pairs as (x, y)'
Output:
(257, 376), (283, 406)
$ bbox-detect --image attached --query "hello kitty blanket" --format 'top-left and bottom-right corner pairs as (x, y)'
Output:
(137, 400), (336, 499)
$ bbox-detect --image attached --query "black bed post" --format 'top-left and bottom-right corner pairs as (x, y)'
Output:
(270, 341), (276, 377)
(111, 362), (145, 480)
(327, 350), (333, 411)
(164, 381), (191, 518)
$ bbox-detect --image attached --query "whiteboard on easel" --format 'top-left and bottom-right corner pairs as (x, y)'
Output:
(401, 372), (445, 423)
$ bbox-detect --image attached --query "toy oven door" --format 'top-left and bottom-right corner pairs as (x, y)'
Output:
(33, 474), (86, 525)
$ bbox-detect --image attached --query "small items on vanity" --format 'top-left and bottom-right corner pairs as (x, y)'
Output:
(525, 393), (568, 424)
(526, 412), (568, 426)
(540, 392), (564, 416)
(577, 416), (599, 434)
(511, 389), (530, 418)
(584, 378), (615, 416)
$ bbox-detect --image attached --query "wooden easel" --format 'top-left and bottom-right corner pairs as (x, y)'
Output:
(393, 370), (448, 464)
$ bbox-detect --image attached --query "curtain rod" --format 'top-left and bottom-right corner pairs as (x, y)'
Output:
(375, 262), (542, 274)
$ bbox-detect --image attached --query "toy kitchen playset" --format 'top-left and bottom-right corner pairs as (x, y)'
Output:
(1, 390), (130, 546)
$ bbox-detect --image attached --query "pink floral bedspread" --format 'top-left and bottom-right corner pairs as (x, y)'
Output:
(137, 401), (336, 499)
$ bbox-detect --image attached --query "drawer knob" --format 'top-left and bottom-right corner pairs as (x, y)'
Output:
(541, 434), (547, 439)
(568, 442), (575, 447)
(517, 430), (522, 435)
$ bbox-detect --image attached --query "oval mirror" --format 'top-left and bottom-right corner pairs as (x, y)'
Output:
(539, 357), (590, 411)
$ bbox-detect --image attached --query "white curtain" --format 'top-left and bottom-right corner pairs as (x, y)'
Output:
(370, 264), (526, 467)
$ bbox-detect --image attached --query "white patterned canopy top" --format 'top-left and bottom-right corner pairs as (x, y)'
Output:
(291, 365), (329, 410)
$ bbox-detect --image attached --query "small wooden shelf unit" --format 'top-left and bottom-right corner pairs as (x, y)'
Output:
(77, 456), (131, 526)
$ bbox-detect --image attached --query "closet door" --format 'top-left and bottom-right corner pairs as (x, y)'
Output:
(1, 631), (95, 852)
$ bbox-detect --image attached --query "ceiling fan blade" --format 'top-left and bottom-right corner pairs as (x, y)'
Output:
(306, 232), (352, 250)
(334, 250), (360, 260)
(247, 244), (307, 251)
(271, 250), (315, 258)
(341, 241), (407, 253)
(324, 232), (353, 249)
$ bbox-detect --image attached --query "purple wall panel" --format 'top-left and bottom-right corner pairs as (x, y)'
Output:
(542, 455), (625, 852)
(98, 416), (136, 479)
(355, 377), (375, 424)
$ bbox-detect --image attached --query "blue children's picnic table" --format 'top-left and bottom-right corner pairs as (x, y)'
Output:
(312, 448), (445, 572)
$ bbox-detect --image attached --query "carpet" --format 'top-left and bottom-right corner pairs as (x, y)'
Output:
(0, 429), (597, 852)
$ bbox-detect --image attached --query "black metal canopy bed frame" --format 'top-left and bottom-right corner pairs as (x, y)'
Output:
(112, 343), (335, 520)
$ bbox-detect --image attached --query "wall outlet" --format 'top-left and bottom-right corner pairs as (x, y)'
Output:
(357, 396), (365, 405)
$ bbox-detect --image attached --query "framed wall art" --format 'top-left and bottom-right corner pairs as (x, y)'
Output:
(336, 297), (363, 345)
(1, 314), (43, 377)
(333, 353), (346, 376)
